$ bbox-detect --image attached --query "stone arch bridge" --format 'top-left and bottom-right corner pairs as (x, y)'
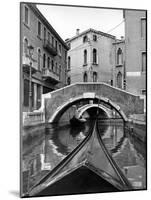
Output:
(39, 83), (144, 123)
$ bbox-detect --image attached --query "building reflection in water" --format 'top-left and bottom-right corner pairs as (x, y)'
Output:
(23, 120), (146, 193)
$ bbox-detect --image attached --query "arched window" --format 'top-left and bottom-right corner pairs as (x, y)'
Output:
(47, 57), (50, 69)
(67, 77), (71, 85)
(93, 72), (97, 82)
(24, 38), (28, 56)
(117, 48), (123, 65)
(43, 53), (46, 68)
(117, 72), (122, 89)
(51, 60), (54, 71)
(37, 48), (41, 70)
(84, 49), (87, 65)
(83, 72), (88, 82)
(93, 48), (97, 64)
(68, 56), (70, 70)
(83, 35), (88, 43)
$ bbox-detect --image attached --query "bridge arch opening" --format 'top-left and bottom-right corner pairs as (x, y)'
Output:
(48, 95), (128, 123)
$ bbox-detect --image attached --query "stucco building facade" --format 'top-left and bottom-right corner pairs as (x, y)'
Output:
(112, 39), (126, 90)
(66, 29), (116, 85)
(21, 3), (69, 112)
(124, 10), (146, 96)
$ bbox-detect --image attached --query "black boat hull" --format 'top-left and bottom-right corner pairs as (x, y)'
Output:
(70, 116), (86, 126)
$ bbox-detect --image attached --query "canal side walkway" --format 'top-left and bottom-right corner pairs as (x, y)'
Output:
(126, 114), (146, 143)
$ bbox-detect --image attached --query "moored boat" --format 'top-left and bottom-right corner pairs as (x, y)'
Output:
(70, 116), (86, 126)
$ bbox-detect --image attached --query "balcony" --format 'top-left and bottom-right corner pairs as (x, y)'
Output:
(43, 39), (57, 56)
(42, 68), (60, 84)
(22, 55), (37, 74)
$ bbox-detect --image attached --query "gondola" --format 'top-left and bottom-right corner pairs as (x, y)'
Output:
(69, 116), (86, 127)
(28, 121), (132, 197)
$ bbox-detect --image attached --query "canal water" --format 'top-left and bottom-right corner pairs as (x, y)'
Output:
(22, 120), (146, 194)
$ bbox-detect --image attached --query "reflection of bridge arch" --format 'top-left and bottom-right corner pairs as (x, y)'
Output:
(48, 94), (128, 123)
(78, 104), (112, 119)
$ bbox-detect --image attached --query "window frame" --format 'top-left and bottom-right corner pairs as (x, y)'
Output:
(24, 5), (30, 27)
(93, 72), (97, 82)
(59, 44), (62, 56)
(37, 20), (42, 38)
(83, 35), (88, 43)
(84, 49), (87, 65)
(141, 51), (146, 73)
(43, 53), (46, 68)
(67, 56), (71, 70)
(23, 37), (28, 56)
(117, 48), (123, 65)
(93, 48), (97, 64)
(83, 72), (88, 82)
(37, 48), (41, 71)
(93, 34), (97, 41)
(140, 17), (146, 39)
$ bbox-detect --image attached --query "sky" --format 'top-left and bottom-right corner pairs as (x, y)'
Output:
(37, 4), (124, 40)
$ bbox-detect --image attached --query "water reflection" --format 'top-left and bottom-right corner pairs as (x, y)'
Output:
(22, 120), (146, 194)
(97, 122), (146, 190)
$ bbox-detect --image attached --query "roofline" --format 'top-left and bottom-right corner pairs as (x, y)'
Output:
(26, 3), (69, 50)
(112, 40), (125, 45)
(66, 28), (116, 42)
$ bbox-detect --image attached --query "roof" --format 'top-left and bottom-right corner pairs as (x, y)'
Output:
(26, 3), (69, 50)
(66, 28), (116, 42)
(112, 39), (125, 45)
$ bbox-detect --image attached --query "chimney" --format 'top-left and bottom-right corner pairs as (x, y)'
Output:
(76, 29), (80, 36)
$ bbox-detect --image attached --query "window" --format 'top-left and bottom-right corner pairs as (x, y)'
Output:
(117, 72), (122, 89)
(142, 52), (146, 72)
(52, 36), (54, 46)
(24, 38), (28, 56)
(117, 48), (123, 65)
(59, 65), (61, 80)
(38, 21), (41, 37)
(55, 62), (58, 74)
(24, 6), (29, 25)
(93, 35), (97, 41)
(67, 77), (71, 85)
(68, 56), (71, 70)
(24, 79), (29, 106)
(37, 84), (41, 109)
(141, 89), (146, 95)
(84, 50), (87, 65)
(37, 49), (41, 70)
(141, 18), (146, 39)
(47, 57), (50, 69)
(55, 40), (58, 50)
(48, 32), (50, 43)
(83, 35), (88, 43)
(93, 72), (97, 82)
(68, 43), (71, 49)
(51, 60), (54, 71)
(93, 48), (97, 64)
(83, 72), (88, 82)
(44, 27), (46, 40)
(43, 53), (46, 68)
(59, 44), (62, 55)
